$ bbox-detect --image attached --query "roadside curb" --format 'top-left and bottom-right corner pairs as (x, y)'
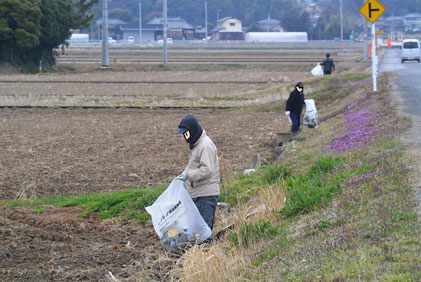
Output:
(391, 76), (421, 222)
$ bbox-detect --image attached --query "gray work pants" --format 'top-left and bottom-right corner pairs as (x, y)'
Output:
(192, 195), (219, 231)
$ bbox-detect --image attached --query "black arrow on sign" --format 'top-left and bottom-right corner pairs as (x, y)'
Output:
(369, 2), (380, 18)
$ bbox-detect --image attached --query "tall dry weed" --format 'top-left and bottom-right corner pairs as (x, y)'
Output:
(219, 153), (230, 196)
(172, 244), (247, 282)
(172, 181), (286, 281)
(255, 183), (286, 224)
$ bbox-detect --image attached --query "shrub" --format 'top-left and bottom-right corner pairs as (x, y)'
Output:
(264, 165), (291, 184)
(279, 155), (343, 217)
(309, 155), (342, 176)
(228, 221), (277, 248)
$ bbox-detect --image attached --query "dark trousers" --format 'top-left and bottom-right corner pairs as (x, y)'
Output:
(192, 195), (219, 231)
(324, 70), (332, 75)
(290, 112), (301, 133)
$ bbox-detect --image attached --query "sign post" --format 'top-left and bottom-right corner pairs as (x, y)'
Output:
(372, 23), (377, 91)
(359, 0), (386, 91)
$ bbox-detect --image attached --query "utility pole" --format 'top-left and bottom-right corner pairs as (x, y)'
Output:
(340, 0), (343, 40)
(363, 0), (368, 62)
(217, 9), (220, 21)
(205, 1), (208, 40)
(267, 13), (270, 32)
(391, 12), (394, 41)
(139, 1), (142, 44)
(102, 0), (109, 67)
(163, 0), (167, 64)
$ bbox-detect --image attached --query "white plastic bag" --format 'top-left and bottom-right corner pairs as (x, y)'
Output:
(305, 99), (317, 113)
(145, 179), (211, 250)
(311, 63), (324, 77)
(287, 115), (292, 125)
(303, 99), (318, 128)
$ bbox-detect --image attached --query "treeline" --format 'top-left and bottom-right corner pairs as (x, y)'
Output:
(312, 0), (421, 40)
(0, 0), (98, 68)
(91, 0), (421, 38)
(97, 0), (308, 29)
(2, 0), (421, 69)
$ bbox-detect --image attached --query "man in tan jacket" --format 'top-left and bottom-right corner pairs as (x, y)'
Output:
(175, 115), (220, 234)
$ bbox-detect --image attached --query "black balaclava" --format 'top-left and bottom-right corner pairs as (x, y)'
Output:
(295, 82), (304, 93)
(326, 53), (330, 58)
(178, 115), (203, 149)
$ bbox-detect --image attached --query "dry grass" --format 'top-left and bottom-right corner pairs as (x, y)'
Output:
(172, 244), (248, 282)
(256, 183), (287, 224)
(172, 183), (286, 282)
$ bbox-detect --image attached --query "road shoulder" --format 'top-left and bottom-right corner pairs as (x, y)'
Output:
(392, 80), (421, 221)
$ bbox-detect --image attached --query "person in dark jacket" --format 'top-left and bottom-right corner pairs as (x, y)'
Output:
(285, 82), (305, 133)
(320, 53), (335, 75)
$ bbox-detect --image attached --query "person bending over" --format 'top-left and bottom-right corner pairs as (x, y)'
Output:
(175, 115), (220, 237)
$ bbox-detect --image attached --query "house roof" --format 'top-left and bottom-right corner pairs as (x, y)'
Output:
(96, 18), (128, 26)
(217, 17), (233, 23)
(404, 13), (421, 19)
(258, 18), (281, 24)
(385, 16), (404, 22)
(146, 17), (194, 29)
(119, 24), (164, 32)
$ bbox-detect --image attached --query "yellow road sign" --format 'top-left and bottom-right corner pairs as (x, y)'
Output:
(359, 0), (386, 24)
(376, 30), (384, 35)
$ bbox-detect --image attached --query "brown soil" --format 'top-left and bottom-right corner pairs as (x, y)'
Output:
(0, 206), (172, 281)
(0, 108), (286, 200)
(0, 70), (304, 108)
(0, 107), (287, 281)
(0, 48), (351, 280)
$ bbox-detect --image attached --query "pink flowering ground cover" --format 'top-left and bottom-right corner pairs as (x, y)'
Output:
(255, 73), (419, 281)
(329, 109), (378, 153)
(328, 86), (391, 154)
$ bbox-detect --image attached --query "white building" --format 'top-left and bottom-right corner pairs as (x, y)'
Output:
(404, 13), (421, 32)
(245, 32), (308, 43)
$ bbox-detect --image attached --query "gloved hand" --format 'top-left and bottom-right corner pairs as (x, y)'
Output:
(175, 172), (188, 182)
(285, 111), (290, 116)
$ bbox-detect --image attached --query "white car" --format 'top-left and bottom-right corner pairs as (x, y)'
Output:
(157, 38), (173, 45)
(401, 39), (420, 63)
(127, 36), (134, 43)
(108, 37), (117, 43)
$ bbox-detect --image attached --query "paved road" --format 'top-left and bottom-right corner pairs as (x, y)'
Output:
(380, 48), (421, 218)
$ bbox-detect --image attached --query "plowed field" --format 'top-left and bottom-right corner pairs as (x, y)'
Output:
(0, 46), (361, 280)
(0, 206), (172, 281)
(0, 108), (286, 281)
(0, 108), (286, 200)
